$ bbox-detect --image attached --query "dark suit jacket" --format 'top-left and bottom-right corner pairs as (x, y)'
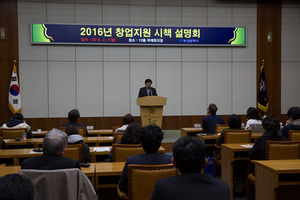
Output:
(202, 115), (225, 134)
(138, 87), (157, 98)
(21, 154), (81, 170)
(118, 153), (172, 193)
(151, 173), (230, 200)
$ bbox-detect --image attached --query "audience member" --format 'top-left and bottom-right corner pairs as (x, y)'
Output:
(213, 114), (244, 160)
(120, 122), (142, 144)
(61, 109), (88, 136)
(281, 107), (300, 138)
(245, 107), (262, 130)
(202, 103), (225, 134)
(151, 136), (230, 200)
(65, 124), (90, 163)
(0, 173), (34, 200)
(21, 128), (80, 170)
(250, 116), (288, 161)
(115, 114), (135, 133)
(118, 125), (172, 194)
(106, 122), (142, 162)
(2, 113), (32, 138)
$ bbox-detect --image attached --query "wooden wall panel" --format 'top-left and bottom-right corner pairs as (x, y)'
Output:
(257, 0), (282, 119)
(0, 0), (19, 124)
(23, 114), (288, 130)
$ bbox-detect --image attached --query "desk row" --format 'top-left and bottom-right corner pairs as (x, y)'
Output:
(31, 129), (113, 137)
(0, 146), (166, 165)
(4, 136), (114, 149)
(1, 159), (300, 200)
(0, 162), (125, 190)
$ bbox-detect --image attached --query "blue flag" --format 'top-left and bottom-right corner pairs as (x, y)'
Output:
(257, 61), (268, 112)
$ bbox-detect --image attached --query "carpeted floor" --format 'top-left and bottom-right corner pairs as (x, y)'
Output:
(162, 129), (181, 143)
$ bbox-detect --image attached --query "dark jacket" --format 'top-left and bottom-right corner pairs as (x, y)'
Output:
(249, 130), (288, 160)
(138, 87), (157, 98)
(202, 115), (225, 134)
(280, 122), (300, 138)
(151, 173), (230, 200)
(21, 154), (80, 170)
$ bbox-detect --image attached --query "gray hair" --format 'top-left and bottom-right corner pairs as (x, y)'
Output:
(42, 128), (68, 155)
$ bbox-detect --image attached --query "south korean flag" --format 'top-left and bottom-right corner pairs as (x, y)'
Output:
(9, 62), (22, 114)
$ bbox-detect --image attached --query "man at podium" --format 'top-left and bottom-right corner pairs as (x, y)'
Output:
(138, 78), (157, 98)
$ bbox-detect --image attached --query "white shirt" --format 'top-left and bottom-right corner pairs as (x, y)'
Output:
(115, 124), (128, 133)
(245, 119), (262, 130)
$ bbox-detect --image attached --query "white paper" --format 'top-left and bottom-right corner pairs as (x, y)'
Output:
(93, 147), (110, 152)
(240, 144), (253, 148)
(29, 150), (43, 154)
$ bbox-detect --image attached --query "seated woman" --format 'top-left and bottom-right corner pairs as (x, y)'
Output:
(65, 124), (90, 163)
(106, 122), (142, 162)
(249, 116), (288, 161)
(245, 107), (262, 130)
(213, 114), (244, 160)
(115, 114), (135, 133)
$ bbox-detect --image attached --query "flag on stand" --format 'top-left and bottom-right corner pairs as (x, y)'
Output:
(8, 62), (22, 114)
(257, 60), (268, 113)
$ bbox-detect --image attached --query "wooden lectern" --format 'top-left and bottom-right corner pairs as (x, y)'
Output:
(137, 96), (167, 127)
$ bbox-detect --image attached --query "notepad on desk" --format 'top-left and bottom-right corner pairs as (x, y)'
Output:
(29, 150), (43, 154)
(93, 147), (110, 152)
(240, 144), (253, 148)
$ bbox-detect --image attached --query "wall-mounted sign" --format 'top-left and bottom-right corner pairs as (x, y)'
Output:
(31, 23), (246, 46)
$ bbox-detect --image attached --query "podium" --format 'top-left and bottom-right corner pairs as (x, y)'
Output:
(137, 96), (167, 127)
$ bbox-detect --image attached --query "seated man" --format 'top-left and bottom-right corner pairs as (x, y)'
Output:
(281, 106), (300, 138)
(138, 78), (158, 98)
(2, 113), (32, 138)
(151, 136), (230, 200)
(21, 128), (80, 170)
(202, 103), (225, 134)
(118, 125), (172, 194)
(61, 109), (88, 136)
